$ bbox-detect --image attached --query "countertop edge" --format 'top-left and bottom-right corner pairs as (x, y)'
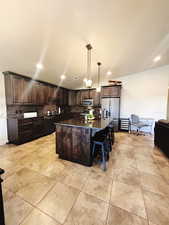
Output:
(55, 122), (96, 129)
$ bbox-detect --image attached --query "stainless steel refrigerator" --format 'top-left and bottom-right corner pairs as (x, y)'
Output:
(101, 98), (120, 131)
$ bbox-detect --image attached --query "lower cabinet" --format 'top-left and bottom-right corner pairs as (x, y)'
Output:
(154, 120), (169, 158)
(7, 117), (59, 144)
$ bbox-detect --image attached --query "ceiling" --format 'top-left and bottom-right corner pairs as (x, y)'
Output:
(0, 0), (169, 89)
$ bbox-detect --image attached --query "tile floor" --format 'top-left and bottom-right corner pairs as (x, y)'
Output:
(0, 132), (169, 225)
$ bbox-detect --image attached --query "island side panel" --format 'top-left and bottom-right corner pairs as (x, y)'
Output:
(72, 126), (91, 166)
(56, 124), (92, 166)
(56, 124), (73, 160)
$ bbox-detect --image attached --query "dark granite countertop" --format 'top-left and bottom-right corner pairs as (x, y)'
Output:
(55, 117), (113, 129)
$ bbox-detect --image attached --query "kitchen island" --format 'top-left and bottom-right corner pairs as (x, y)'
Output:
(55, 118), (114, 166)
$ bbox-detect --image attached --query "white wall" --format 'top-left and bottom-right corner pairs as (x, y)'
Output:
(118, 65), (169, 121)
(0, 72), (8, 145)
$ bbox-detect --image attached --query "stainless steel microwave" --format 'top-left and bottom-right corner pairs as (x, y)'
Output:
(82, 99), (93, 106)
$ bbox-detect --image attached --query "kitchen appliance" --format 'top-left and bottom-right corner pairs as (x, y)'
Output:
(82, 99), (93, 107)
(101, 98), (120, 131)
(23, 112), (37, 119)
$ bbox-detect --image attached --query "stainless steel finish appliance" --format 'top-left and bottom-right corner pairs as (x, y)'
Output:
(82, 99), (93, 107)
(101, 98), (120, 131)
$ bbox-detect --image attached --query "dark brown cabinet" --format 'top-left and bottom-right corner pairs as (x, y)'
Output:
(80, 90), (90, 103)
(101, 85), (121, 97)
(7, 116), (60, 144)
(64, 89), (69, 106)
(89, 89), (100, 106)
(4, 72), (69, 106)
(75, 91), (81, 105)
(12, 76), (24, 104)
(68, 90), (76, 106)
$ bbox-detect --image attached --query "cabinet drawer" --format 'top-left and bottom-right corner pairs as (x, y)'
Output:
(18, 118), (33, 125)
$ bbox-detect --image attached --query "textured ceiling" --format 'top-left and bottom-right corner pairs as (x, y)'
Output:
(0, 0), (169, 89)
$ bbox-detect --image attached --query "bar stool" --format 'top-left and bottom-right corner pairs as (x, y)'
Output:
(92, 128), (110, 171)
(107, 125), (114, 149)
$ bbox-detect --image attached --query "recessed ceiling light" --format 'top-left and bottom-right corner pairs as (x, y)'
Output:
(36, 63), (43, 70)
(60, 74), (66, 80)
(107, 71), (112, 76)
(154, 55), (161, 62)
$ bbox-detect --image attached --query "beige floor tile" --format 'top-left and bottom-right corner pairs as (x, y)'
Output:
(111, 156), (137, 170)
(0, 158), (14, 170)
(149, 222), (160, 225)
(37, 182), (80, 224)
(149, 223), (159, 225)
(3, 167), (55, 205)
(136, 160), (159, 176)
(6, 147), (33, 162)
(64, 192), (108, 225)
(2, 164), (23, 180)
(107, 205), (148, 225)
(140, 172), (169, 196)
(61, 169), (89, 190)
(40, 160), (66, 178)
(114, 166), (140, 186)
(3, 189), (34, 225)
(20, 208), (60, 225)
(158, 166), (169, 184)
(83, 171), (112, 202)
(110, 181), (146, 218)
(91, 160), (114, 178)
(143, 190), (169, 225)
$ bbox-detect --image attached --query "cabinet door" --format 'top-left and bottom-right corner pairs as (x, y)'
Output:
(109, 86), (121, 97)
(43, 84), (50, 104)
(31, 81), (37, 104)
(11, 76), (24, 104)
(57, 88), (63, 106)
(31, 81), (44, 105)
(63, 89), (68, 106)
(101, 86), (111, 97)
(22, 79), (32, 104)
(101, 86), (121, 97)
(81, 90), (89, 102)
(68, 90), (76, 106)
(4, 75), (14, 104)
(90, 89), (100, 106)
(75, 91), (81, 105)
(48, 86), (55, 104)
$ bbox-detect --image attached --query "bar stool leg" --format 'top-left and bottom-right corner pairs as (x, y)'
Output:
(92, 143), (96, 158)
(101, 144), (106, 171)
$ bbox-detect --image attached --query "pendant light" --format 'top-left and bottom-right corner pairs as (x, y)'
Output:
(96, 62), (101, 92)
(85, 44), (93, 88)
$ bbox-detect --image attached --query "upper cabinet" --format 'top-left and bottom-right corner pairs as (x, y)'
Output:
(75, 90), (81, 106)
(4, 74), (31, 104)
(68, 90), (76, 106)
(4, 72), (121, 107)
(101, 85), (121, 97)
(3, 72), (68, 106)
(80, 89), (90, 102)
(89, 89), (101, 106)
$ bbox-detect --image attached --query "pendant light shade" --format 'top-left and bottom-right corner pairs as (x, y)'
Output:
(96, 62), (101, 92)
(85, 44), (93, 88)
